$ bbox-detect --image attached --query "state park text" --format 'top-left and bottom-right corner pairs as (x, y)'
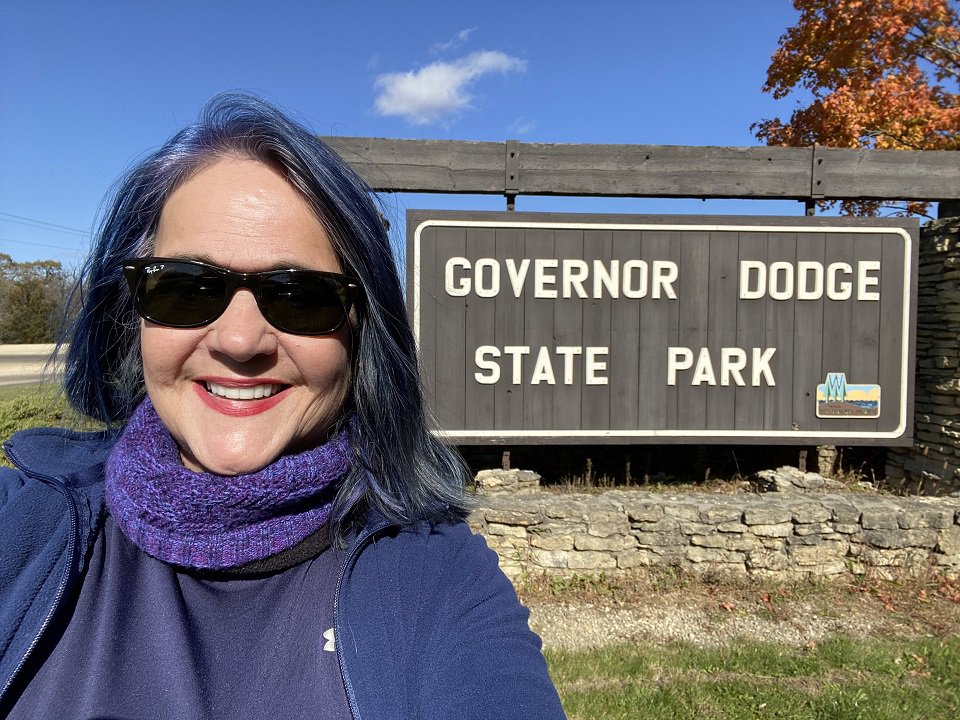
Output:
(444, 256), (882, 388)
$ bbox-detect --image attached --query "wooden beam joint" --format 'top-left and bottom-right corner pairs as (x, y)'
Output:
(505, 140), (519, 210)
(810, 144), (825, 200)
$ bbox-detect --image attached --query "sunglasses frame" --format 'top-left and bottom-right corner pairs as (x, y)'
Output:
(122, 257), (362, 336)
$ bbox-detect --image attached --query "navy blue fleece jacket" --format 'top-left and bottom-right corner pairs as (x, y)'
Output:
(0, 427), (565, 719)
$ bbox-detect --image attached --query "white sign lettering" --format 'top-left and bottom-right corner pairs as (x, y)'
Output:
(739, 260), (880, 301)
(474, 345), (609, 385)
(668, 347), (777, 386)
(445, 257), (678, 300)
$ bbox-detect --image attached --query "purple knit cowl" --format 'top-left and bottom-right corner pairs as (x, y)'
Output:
(105, 397), (350, 569)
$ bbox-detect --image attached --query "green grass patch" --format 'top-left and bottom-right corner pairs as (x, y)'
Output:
(547, 636), (960, 720)
(0, 383), (43, 402)
(0, 383), (102, 466)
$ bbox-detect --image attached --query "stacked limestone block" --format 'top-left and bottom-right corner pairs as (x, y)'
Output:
(473, 469), (541, 496)
(887, 217), (960, 494)
(468, 490), (960, 581)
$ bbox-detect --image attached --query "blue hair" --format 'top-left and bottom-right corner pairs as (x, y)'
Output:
(62, 92), (469, 531)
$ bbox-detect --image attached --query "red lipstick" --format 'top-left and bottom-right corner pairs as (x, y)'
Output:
(193, 378), (289, 417)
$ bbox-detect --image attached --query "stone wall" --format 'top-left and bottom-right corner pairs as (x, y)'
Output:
(887, 217), (960, 494)
(468, 488), (960, 581)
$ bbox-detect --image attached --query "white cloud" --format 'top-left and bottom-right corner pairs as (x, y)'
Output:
(508, 117), (536, 135)
(373, 50), (526, 125)
(430, 27), (477, 55)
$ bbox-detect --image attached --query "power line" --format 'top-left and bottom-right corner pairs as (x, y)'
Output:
(0, 211), (91, 237)
(0, 236), (87, 255)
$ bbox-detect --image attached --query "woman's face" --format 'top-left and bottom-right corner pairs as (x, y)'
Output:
(142, 156), (353, 475)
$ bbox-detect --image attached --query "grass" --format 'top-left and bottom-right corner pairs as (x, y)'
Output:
(0, 383), (42, 402)
(0, 382), (101, 466)
(547, 635), (960, 720)
(523, 571), (960, 718)
(543, 454), (884, 496)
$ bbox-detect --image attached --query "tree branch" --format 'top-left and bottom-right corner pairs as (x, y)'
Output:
(863, 129), (927, 150)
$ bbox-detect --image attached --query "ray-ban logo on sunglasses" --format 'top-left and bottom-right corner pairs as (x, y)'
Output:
(145, 264), (164, 274)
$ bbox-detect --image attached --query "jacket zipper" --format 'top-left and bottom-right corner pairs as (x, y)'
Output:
(334, 519), (391, 720)
(0, 447), (80, 708)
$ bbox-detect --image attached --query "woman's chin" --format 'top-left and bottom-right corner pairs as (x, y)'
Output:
(178, 447), (275, 476)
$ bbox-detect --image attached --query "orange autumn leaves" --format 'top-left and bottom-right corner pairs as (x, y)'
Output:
(754, 0), (959, 214)
(757, 0), (959, 151)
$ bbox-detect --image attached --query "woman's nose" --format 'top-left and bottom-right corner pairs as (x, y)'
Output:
(205, 289), (279, 361)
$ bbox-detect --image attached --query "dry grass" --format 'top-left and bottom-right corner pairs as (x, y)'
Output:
(519, 569), (960, 646)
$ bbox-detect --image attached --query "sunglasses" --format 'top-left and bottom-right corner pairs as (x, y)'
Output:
(122, 257), (362, 336)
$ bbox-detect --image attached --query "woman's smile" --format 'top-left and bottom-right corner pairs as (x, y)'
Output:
(203, 380), (285, 401)
(193, 378), (291, 418)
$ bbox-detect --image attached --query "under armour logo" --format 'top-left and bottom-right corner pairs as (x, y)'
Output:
(323, 627), (336, 652)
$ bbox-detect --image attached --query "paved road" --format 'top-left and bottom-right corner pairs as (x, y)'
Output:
(0, 344), (58, 387)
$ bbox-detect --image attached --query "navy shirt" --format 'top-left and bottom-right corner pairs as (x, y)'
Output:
(10, 516), (351, 719)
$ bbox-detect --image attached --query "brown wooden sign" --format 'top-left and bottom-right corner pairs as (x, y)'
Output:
(408, 211), (918, 445)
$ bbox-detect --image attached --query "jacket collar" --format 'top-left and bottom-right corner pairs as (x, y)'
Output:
(3, 426), (120, 484)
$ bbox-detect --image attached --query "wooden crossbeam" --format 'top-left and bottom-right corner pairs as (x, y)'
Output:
(321, 137), (960, 202)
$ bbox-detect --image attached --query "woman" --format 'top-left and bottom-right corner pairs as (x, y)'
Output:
(0, 94), (565, 718)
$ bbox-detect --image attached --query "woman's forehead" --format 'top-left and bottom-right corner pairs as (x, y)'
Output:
(155, 157), (340, 273)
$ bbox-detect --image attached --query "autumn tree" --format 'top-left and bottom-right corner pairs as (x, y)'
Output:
(754, 0), (960, 214)
(0, 254), (75, 344)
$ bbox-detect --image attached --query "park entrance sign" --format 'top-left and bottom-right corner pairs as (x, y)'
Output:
(408, 211), (918, 445)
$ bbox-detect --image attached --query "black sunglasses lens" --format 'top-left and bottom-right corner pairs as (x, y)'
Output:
(260, 272), (348, 334)
(138, 263), (227, 326)
(130, 260), (354, 334)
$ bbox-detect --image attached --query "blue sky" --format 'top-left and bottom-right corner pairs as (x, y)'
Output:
(0, 1), (806, 269)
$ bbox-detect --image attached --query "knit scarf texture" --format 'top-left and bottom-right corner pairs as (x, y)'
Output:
(105, 397), (350, 570)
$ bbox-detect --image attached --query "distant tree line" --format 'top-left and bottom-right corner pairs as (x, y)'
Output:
(0, 254), (76, 344)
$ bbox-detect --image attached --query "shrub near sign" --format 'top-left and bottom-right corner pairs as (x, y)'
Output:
(408, 211), (917, 445)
